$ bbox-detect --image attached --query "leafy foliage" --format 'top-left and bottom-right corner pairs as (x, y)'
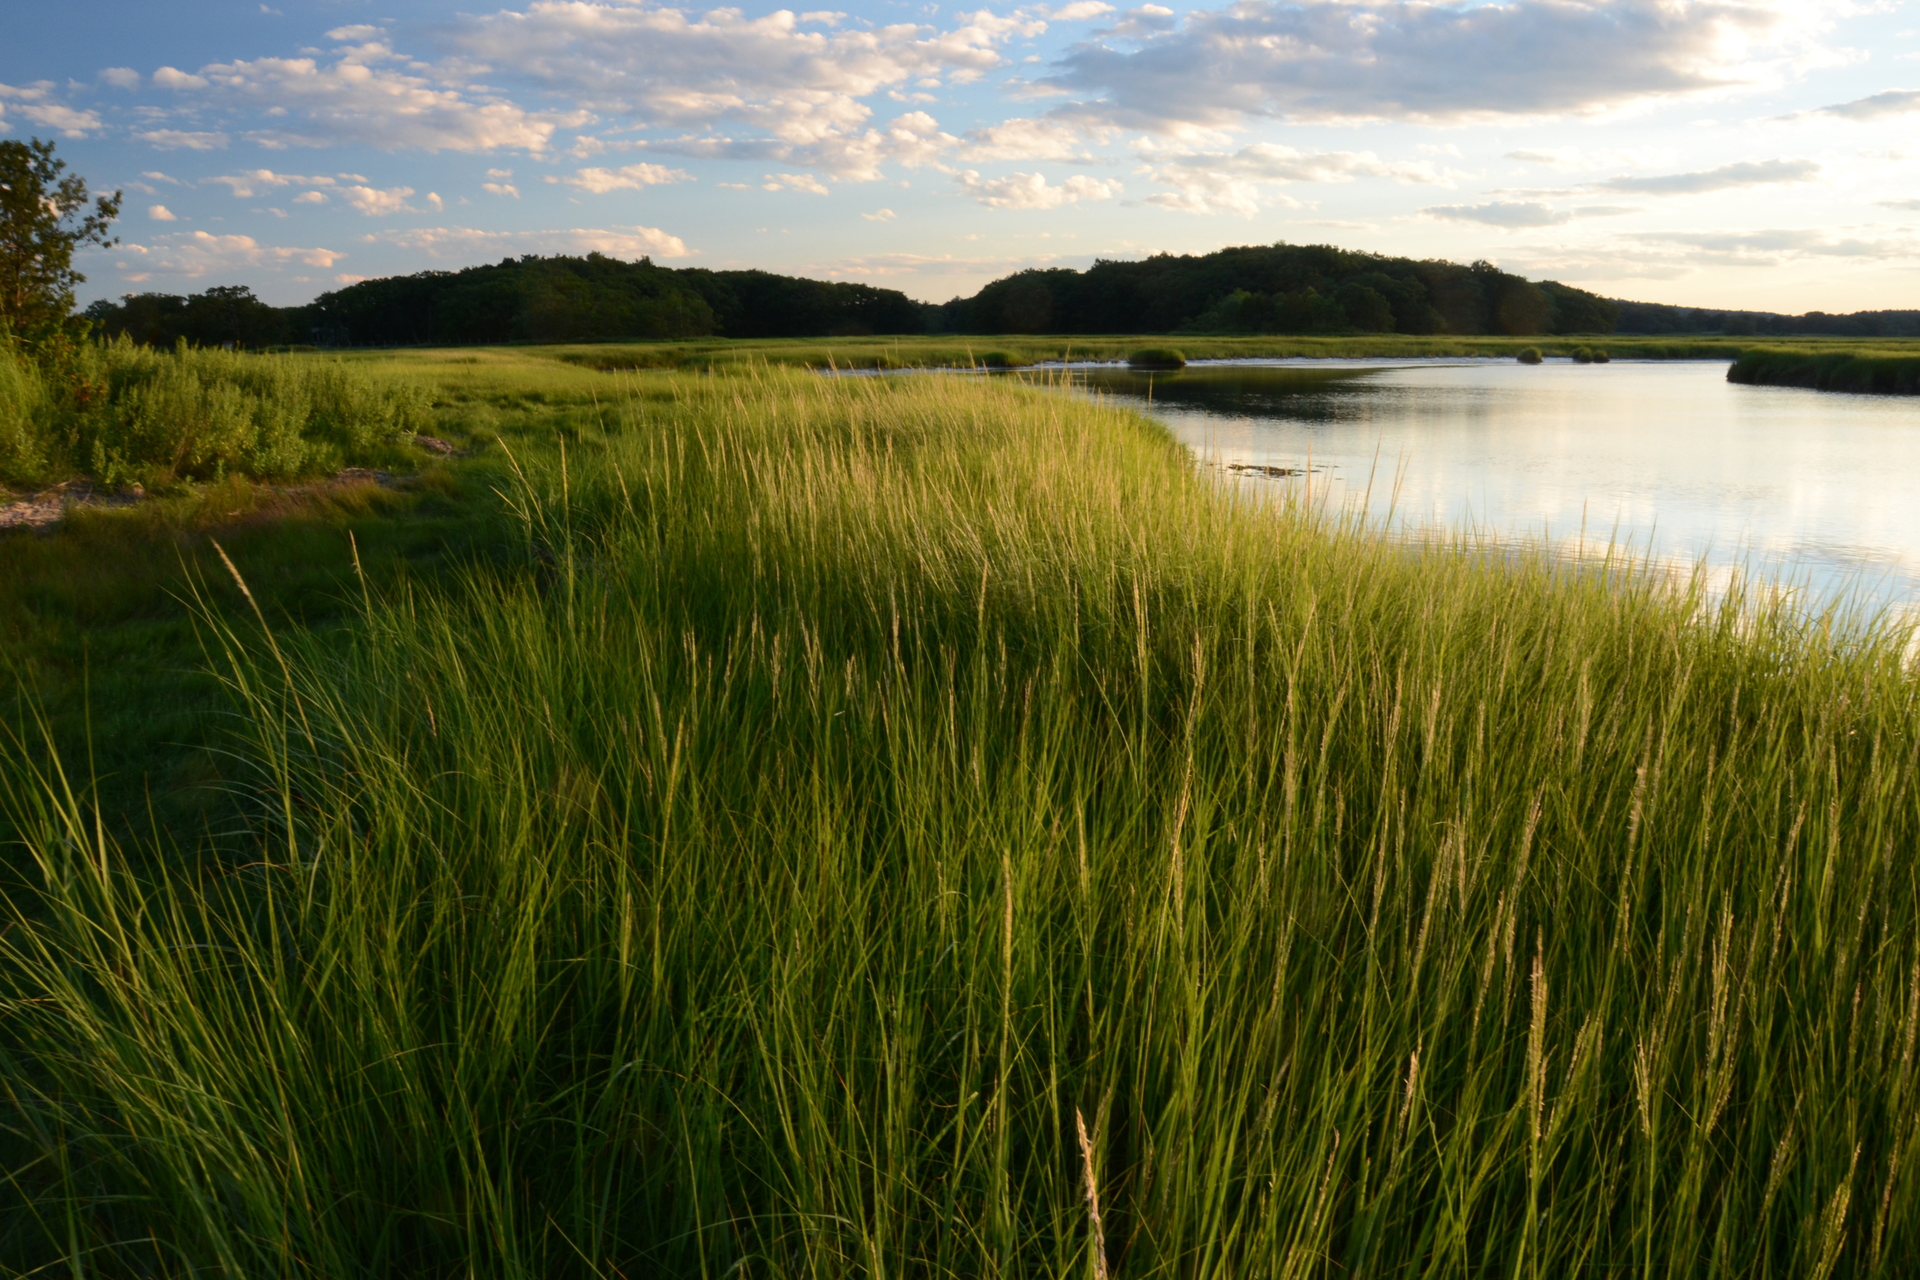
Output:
(0, 138), (121, 334)
(0, 334), (430, 487)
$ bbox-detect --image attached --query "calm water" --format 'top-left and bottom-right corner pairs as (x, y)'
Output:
(1077, 359), (1920, 615)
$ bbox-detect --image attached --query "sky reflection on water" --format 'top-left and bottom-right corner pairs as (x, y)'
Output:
(1078, 360), (1920, 617)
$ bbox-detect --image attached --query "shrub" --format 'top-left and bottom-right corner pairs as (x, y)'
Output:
(0, 343), (49, 484)
(0, 335), (433, 487)
(1516, 346), (1543, 364)
(1128, 347), (1186, 369)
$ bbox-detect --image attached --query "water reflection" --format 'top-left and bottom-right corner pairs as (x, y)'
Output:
(1068, 360), (1920, 615)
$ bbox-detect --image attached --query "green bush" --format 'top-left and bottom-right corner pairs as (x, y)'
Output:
(0, 345), (49, 484)
(1127, 346), (1186, 369)
(0, 335), (433, 488)
(1516, 346), (1543, 364)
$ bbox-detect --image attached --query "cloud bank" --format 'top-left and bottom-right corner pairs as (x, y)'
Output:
(1041, 0), (1831, 131)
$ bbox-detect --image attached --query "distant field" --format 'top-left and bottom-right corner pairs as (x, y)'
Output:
(4, 353), (1918, 1276)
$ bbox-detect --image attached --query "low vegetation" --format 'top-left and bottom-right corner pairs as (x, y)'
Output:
(3, 355), (1917, 1275)
(0, 334), (432, 489)
(1128, 346), (1186, 369)
(1728, 346), (1920, 395)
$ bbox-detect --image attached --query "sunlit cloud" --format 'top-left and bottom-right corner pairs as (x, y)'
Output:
(548, 162), (693, 193)
(954, 169), (1121, 209)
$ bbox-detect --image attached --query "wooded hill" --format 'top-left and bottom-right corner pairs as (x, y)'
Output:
(79, 242), (1911, 347)
(85, 254), (923, 348)
(935, 244), (1618, 336)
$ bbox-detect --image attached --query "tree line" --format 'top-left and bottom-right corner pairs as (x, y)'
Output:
(82, 245), (1623, 349)
(71, 244), (1920, 352)
(927, 244), (1620, 337)
(1612, 298), (1920, 338)
(83, 254), (928, 348)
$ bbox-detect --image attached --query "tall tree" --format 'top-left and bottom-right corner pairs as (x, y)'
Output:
(0, 137), (122, 332)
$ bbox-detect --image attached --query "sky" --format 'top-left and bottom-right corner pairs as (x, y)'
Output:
(4, 0), (1920, 312)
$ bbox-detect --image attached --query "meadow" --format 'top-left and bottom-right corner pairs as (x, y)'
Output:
(1, 348), (1918, 1276)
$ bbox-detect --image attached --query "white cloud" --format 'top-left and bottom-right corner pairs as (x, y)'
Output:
(960, 116), (1097, 161)
(448, 2), (1034, 175)
(293, 190), (329, 204)
(1596, 157), (1818, 195)
(1044, 0), (1839, 132)
(548, 162), (692, 192)
(1878, 198), (1920, 211)
(1505, 146), (1677, 173)
(364, 223), (694, 259)
(862, 207), (898, 220)
(155, 45), (579, 152)
(1624, 227), (1920, 264)
(0, 81), (104, 136)
(325, 25), (384, 42)
(764, 171), (831, 195)
(1805, 88), (1920, 120)
(644, 109), (958, 180)
(1421, 201), (1647, 228)
(342, 184), (420, 215)
(1137, 142), (1454, 215)
(113, 230), (345, 281)
(99, 67), (141, 89)
(148, 205), (178, 222)
(954, 169), (1120, 209)
(152, 66), (210, 90)
(203, 168), (338, 197)
(134, 129), (230, 150)
(1423, 201), (1571, 228)
(1049, 2), (1116, 21)
(483, 182), (521, 197)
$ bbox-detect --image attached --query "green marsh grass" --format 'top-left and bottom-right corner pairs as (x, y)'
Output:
(1729, 347), (1920, 395)
(2, 364), (1919, 1275)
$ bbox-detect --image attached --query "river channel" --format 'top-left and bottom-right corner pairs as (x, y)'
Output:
(1072, 359), (1920, 619)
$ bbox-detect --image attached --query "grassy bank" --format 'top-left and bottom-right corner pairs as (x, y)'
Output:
(3, 363), (1919, 1275)
(1729, 346), (1920, 395)
(0, 348), (620, 850)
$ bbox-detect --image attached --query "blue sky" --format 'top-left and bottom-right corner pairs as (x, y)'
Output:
(5, 0), (1920, 311)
